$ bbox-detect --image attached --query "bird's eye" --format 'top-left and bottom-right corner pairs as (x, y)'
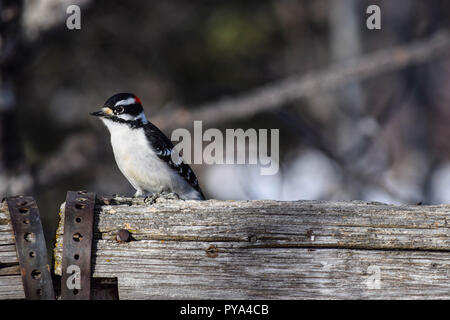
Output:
(115, 106), (124, 114)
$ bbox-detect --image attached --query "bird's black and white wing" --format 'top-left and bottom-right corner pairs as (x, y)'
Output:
(143, 122), (205, 199)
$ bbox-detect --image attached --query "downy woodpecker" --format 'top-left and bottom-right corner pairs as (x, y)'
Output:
(91, 93), (205, 200)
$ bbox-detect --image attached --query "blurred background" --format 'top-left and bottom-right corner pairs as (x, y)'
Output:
(1, 0), (450, 243)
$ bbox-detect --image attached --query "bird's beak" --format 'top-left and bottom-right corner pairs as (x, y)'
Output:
(90, 107), (113, 117)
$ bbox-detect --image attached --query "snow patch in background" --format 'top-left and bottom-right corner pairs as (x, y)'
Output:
(430, 162), (450, 204)
(204, 149), (340, 200)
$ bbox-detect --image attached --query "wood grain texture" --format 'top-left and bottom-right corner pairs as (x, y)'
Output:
(53, 196), (450, 299)
(0, 201), (25, 300)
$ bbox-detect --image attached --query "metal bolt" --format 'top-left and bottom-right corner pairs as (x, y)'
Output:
(205, 245), (219, 258)
(116, 229), (131, 242)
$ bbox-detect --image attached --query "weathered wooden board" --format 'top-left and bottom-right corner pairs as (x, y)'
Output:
(53, 196), (450, 299)
(0, 201), (25, 300)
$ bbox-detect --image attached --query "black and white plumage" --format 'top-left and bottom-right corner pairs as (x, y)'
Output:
(91, 93), (205, 200)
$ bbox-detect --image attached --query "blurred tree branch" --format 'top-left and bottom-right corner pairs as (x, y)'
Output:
(154, 30), (450, 131)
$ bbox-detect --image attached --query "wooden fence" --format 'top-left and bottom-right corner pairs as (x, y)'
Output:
(3, 195), (450, 299)
(0, 200), (25, 299)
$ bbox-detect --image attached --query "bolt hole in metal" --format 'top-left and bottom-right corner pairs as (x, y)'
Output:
(36, 289), (42, 296)
(31, 269), (41, 280)
(73, 289), (79, 295)
(19, 207), (29, 213)
(24, 232), (36, 243)
(29, 251), (36, 258)
(74, 254), (80, 260)
(72, 233), (82, 242)
(75, 217), (81, 223)
(23, 219), (30, 224)
(75, 203), (85, 210)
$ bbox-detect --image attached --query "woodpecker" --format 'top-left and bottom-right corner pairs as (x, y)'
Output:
(91, 93), (205, 200)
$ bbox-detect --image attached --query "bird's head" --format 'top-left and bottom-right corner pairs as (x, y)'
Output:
(90, 93), (148, 124)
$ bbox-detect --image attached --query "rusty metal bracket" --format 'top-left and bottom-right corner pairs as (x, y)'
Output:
(60, 191), (96, 300)
(6, 196), (55, 300)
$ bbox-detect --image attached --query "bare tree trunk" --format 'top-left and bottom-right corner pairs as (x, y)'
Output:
(328, 0), (366, 198)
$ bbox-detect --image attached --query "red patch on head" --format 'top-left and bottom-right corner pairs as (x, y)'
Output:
(134, 95), (142, 104)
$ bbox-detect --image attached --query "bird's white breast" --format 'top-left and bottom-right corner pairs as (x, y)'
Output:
(101, 119), (198, 198)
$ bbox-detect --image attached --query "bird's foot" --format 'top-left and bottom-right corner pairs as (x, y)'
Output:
(143, 193), (159, 204)
(143, 191), (180, 204)
(159, 191), (180, 200)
